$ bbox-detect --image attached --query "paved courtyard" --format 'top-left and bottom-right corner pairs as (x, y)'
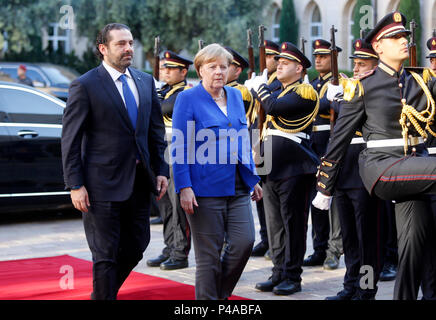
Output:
(0, 203), (397, 300)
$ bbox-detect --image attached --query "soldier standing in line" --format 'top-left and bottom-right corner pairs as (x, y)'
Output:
(250, 40), (281, 259)
(323, 38), (381, 300)
(304, 39), (343, 270)
(247, 42), (319, 295)
(426, 35), (436, 72)
(313, 12), (436, 300)
(147, 51), (192, 271)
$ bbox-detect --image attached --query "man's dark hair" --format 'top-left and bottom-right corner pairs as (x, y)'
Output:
(95, 23), (130, 60)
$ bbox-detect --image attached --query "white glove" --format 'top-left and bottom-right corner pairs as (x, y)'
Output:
(244, 72), (256, 90)
(312, 192), (332, 211)
(326, 82), (344, 102)
(251, 68), (268, 92)
(154, 78), (165, 90)
(303, 74), (310, 84)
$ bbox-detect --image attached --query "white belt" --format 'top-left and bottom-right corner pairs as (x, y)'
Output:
(427, 147), (436, 154)
(265, 128), (310, 144)
(350, 137), (365, 144)
(312, 125), (330, 132)
(366, 137), (424, 148)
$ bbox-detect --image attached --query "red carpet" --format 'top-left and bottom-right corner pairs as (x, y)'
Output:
(0, 255), (248, 300)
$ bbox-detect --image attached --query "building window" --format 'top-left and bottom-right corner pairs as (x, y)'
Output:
(310, 5), (322, 60)
(47, 22), (71, 54)
(272, 9), (281, 43)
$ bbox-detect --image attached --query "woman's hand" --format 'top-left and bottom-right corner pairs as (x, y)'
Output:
(251, 183), (263, 202)
(180, 187), (198, 214)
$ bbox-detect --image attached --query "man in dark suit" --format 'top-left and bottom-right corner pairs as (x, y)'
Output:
(61, 23), (169, 300)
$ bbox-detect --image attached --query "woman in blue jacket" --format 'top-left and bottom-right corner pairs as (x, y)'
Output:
(171, 43), (262, 300)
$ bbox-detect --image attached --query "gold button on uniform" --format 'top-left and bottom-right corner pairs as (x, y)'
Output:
(399, 83), (403, 88)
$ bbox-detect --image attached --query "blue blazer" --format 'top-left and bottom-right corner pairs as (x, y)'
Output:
(171, 82), (260, 197)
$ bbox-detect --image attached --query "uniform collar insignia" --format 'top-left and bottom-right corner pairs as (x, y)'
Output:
(321, 72), (332, 81)
(378, 61), (401, 77)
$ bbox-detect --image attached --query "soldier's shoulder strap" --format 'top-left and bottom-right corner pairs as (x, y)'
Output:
(342, 68), (376, 101)
(292, 82), (318, 101)
(405, 67), (436, 84)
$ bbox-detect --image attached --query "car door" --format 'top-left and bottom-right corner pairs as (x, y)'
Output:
(0, 110), (11, 196)
(0, 84), (67, 198)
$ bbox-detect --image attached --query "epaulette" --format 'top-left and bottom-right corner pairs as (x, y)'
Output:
(293, 83), (317, 101)
(405, 67), (435, 84)
(236, 83), (253, 102)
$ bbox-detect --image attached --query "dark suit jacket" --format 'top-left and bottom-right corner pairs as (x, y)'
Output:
(61, 64), (169, 201)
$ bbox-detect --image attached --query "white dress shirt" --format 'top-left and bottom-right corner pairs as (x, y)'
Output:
(102, 61), (139, 108)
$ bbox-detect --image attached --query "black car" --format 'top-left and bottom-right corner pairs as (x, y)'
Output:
(0, 81), (72, 213)
(0, 62), (80, 101)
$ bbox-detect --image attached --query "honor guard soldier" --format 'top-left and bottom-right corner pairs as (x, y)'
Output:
(426, 35), (436, 72)
(250, 40), (281, 259)
(264, 40), (282, 92)
(225, 47), (256, 120)
(324, 38), (381, 300)
(147, 50), (192, 271)
(312, 12), (436, 300)
(304, 39), (343, 269)
(247, 42), (319, 295)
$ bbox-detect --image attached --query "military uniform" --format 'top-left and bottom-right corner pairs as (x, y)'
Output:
(316, 12), (436, 300)
(147, 51), (192, 270)
(253, 43), (319, 295)
(325, 39), (382, 300)
(304, 40), (343, 267)
(249, 40), (282, 257)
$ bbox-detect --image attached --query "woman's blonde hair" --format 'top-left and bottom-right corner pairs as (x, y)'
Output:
(194, 43), (233, 78)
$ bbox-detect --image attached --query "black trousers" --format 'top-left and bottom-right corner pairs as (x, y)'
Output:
(83, 165), (151, 300)
(160, 168), (191, 260)
(310, 188), (330, 254)
(380, 200), (398, 266)
(263, 174), (314, 283)
(335, 187), (381, 297)
(255, 181), (268, 246)
(373, 155), (436, 300)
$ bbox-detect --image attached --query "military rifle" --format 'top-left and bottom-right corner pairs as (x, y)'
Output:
(258, 25), (267, 135)
(153, 36), (160, 80)
(329, 25), (339, 132)
(198, 39), (204, 51)
(409, 19), (417, 67)
(300, 37), (307, 78)
(247, 29), (255, 77)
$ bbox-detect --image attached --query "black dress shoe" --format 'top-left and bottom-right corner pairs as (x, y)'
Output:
(150, 216), (163, 225)
(160, 258), (188, 270)
(325, 288), (355, 300)
(351, 290), (376, 300)
(255, 277), (281, 292)
(146, 254), (169, 267)
(272, 279), (301, 295)
(251, 242), (268, 257)
(303, 251), (326, 266)
(379, 263), (397, 281)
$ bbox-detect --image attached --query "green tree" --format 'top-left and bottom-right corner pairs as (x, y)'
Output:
(398, 0), (422, 66)
(74, 0), (269, 65)
(279, 0), (298, 44)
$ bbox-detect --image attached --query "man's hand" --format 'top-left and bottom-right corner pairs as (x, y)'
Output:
(156, 176), (168, 201)
(251, 68), (268, 92)
(180, 187), (198, 215)
(312, 191), (332, 211)
(251, 183), (263, 202)
(326, 82), (344, 102)
(244, 72), (256, 90)
(70, 186), (90, 213)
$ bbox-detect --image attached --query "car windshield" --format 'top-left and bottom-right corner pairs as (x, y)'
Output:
(41, 65), (79, 86)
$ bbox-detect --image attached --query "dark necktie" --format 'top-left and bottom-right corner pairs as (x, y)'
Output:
(118, 74), (138, 130)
